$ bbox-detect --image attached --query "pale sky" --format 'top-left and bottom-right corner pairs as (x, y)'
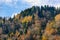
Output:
(0, 0), (60, 17)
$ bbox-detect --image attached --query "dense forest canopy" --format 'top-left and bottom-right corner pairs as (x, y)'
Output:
(0, 5), (60, 40)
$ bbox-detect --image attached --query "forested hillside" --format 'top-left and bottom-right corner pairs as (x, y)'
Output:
(0, 5), (60, 40)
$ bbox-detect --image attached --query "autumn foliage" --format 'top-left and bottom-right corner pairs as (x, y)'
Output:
(55, 14), (60, 22)
(1, 6), (60, 40)
(22, 16), (32, 23)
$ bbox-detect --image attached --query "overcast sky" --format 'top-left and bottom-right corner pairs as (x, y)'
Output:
(0, 0), (60, 17)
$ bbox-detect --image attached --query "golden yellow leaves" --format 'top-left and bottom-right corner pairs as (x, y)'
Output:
(42, 35), (48, 40)
(55, 14), (60, 22)
(55, 14), (60, 27)
(45, 21), (56, 35)
(22, 16), (32, 23)
(46, 28), (56, 35)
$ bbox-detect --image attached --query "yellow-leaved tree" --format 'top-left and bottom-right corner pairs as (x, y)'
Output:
(42, 20), (56, 40)
(55, 14), (60, 22)
(55, 14), (60, 27)
(21, 16), (32, 34)
(22, 16), (32, 23)
(45, 21), (56, 35)
(42, 35), (48, 40)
